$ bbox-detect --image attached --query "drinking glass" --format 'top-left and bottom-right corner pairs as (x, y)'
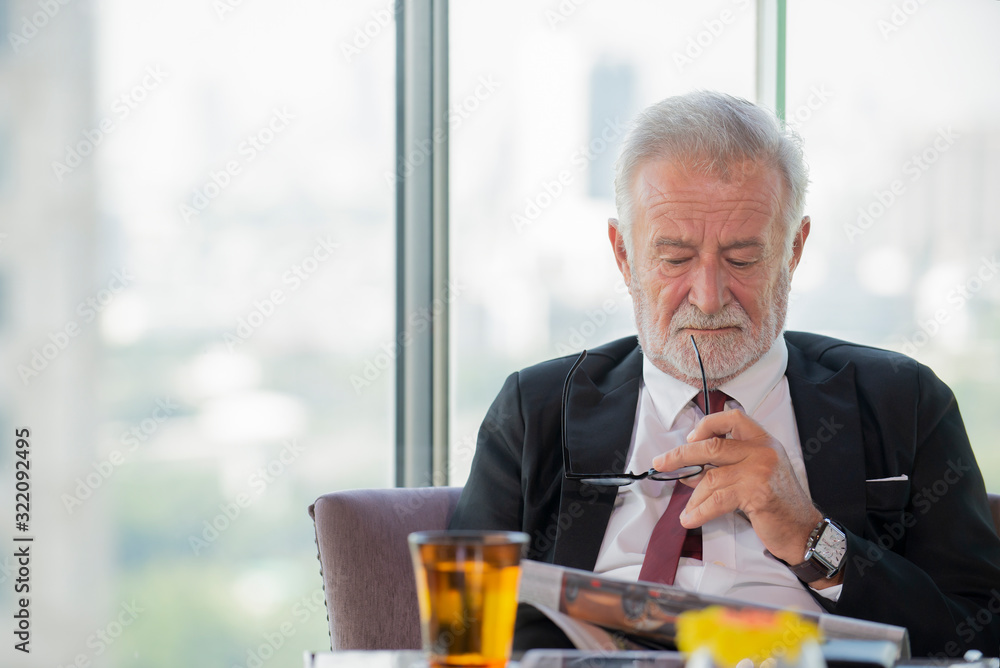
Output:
(408, 530), (530, 668)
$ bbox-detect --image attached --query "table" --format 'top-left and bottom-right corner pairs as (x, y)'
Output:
(303, 648), (1000, 668)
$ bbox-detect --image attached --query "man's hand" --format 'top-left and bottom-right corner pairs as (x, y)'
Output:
(652, 409), (841, 588)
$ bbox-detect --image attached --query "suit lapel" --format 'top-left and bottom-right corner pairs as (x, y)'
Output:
(785, 337), (867, 536)
(553, 346), (642, 570)
(551, 336), (870, 567)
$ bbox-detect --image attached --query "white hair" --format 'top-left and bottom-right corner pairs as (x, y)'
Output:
(613, 90), (809, 262)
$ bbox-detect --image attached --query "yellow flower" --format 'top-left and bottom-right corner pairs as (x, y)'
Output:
(676, 606), (822, 668)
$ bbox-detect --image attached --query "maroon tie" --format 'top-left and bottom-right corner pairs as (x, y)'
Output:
(693, 389), (729, 416)
(637, 390), (730, 585)
(638, 481), (696, 585)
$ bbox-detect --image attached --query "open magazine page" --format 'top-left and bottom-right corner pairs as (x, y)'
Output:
(529, 604), (619, 652)
(518, 560), (910, 659)
(529, 605), (666, 652)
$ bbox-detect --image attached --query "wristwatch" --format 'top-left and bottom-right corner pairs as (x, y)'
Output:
(787, 518), (847, 583)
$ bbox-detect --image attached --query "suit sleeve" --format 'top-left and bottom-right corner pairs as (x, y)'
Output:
(449, 372), (525, 532)
(830, 365), (1000, 658)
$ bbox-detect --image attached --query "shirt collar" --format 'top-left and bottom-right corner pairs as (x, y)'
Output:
(641, 335), (788, 424)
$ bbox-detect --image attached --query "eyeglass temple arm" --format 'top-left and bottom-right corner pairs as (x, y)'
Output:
(560, 349), (588, 475)
(690, 334), (711, 415)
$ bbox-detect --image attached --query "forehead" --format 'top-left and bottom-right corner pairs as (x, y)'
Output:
(632, 159), (785, 243)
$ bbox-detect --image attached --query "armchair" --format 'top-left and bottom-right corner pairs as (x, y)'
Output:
(309, 486), (463, 650)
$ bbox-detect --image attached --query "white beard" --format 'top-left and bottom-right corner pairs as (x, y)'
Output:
(632, 268), (790, 387)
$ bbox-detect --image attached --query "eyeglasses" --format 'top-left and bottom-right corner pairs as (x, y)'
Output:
(561, 335), (709, 487)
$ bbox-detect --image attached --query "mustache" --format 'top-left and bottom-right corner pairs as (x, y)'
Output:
(669, 303), (750, 332)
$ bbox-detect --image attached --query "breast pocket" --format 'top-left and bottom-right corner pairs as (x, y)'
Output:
(864, 478), (911, 547)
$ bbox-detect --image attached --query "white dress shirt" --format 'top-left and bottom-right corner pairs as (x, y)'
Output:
(592, 335), (841, 611)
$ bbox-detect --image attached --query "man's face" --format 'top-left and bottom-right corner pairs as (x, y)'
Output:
(610, 159), (807, 387)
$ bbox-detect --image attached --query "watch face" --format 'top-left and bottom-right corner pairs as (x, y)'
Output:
(815, 523), (847, 569)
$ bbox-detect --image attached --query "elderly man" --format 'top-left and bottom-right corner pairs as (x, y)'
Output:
(449, 91), (1000, 657)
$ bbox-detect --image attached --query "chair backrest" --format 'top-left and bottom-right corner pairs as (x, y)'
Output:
(309, 486), (464, 650)
(989, 493), (1000, 537)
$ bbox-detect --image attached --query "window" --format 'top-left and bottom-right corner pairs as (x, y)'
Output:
(785, 0), (1000, 490)
(1, 1), (394, 664)
(449, 0), (757, 482)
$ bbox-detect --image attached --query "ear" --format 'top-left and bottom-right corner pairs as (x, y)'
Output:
(608, 218), (632, 288)
(788, 215), (811, 277)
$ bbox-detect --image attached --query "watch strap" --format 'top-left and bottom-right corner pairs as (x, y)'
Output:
(788, 554), (832, 582)
(787, 517), (845, 583)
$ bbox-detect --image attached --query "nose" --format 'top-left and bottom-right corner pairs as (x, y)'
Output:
(687, 257), (728, 315)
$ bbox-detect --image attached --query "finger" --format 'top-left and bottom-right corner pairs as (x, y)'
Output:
(687, 409), (766, 443)
(684, 464), (742, 514)
(674, 465), (713, 487)
(652, 437), (748, 471)
(688, 463), (742, 497)
(679, 479), (742, 528)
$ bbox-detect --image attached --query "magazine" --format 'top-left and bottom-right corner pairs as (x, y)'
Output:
(517, 560), (911, 659)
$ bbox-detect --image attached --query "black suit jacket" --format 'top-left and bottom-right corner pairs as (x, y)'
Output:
(450, 332), (1000, 657)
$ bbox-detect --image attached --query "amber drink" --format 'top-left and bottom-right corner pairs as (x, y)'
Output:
(408, 531), (530, 668)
